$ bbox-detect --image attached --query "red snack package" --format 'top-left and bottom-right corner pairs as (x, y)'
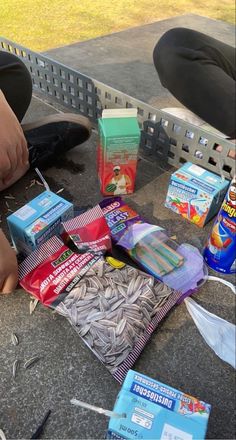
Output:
(19, 234), (182, 383)
(19, 236), (101, 306)
(61, 205), (111, 254)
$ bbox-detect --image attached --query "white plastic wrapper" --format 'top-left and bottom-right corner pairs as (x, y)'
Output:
(185, 296), (235, 368)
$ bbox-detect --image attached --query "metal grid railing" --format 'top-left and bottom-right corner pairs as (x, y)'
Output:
(0, 37), (235, 179)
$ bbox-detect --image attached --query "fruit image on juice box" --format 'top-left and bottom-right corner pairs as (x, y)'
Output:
(98, 108), (141, 196)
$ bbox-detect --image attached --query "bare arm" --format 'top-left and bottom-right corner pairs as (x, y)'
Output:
(125, 174), (131, 186)
(0, 229), (18, 293)
(0, 90), (29, 190)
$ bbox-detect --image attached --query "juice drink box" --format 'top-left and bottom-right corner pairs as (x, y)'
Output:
(203, 175), (236, 274)
(165, 162), (229, 227)
(7, 190), (73, 256)
(98, 108), (141, 196)
(107, 370), (211, 440)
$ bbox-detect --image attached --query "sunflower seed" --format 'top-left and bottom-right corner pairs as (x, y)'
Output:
(110, 327), (116, 344)
(105, 356), (116, 365)
(127, 278), (136, 296)
(84, 333), (94, 348)
(12, 359), (20, 378)
(24, 356), (41, 369)
(30, 298), (39, 315)
(116, 318), (127, 336)
(111, 298), (125, 312)
(71, 305), (78, 324)
(116, 308), (123, 322)
(127, 316), (146, 330)
(0, 429), (7, 440)
(104, 286), (113, 299)
(128, 290), (142, 304)
(86, 287), (98, 294)
(142, 306), (152, 321)
(116, 284), (127, 298)
(87, 311), (106, 322)
(99, 319), (117, 328)
(97, 261), (104, 277)
(11, 333), (19, 346)
(78, 323), (91, 337)
(114, 350), (131, 367)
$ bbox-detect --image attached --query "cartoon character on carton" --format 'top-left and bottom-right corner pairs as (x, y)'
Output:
(106, 166), (131, 195)
(227, 181), (236, 208)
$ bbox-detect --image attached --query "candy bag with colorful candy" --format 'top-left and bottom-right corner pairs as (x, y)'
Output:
(100, 197), (207, 295)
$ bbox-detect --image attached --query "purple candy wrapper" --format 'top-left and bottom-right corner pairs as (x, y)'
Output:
(100, 197), (207, 294)
(100, 197), (141, 243)
(162, 244), (207, 295)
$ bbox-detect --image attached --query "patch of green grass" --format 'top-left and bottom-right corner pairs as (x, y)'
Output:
(0, 0), (235, 51)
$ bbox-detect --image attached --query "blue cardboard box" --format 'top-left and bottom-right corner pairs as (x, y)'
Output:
(7, 191), (73, 255)
(107, 370), (211, 440)
(165, 162), (229, 227)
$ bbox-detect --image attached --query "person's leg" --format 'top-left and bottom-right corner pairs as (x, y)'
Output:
(0, 51), (92, 182)
(23, 113), (92, 169)
(0, 51), (32, 121)
(153, 28), (236, 137)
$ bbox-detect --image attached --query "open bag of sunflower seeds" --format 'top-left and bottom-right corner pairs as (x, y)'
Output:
(19, 206), (183, 382)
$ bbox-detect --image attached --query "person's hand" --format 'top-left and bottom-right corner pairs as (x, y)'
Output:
(0, 229), (18, 293)
(0, 163), (29, 191)
(0, 90), (29, 186)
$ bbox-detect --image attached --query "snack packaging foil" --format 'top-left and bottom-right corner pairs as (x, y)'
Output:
(61, 204), (111, 254)
(19, 210), (182, 382)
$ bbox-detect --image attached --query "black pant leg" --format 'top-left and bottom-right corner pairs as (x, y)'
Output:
(0, 51), (32, 122)
(153, 28), (236, 137)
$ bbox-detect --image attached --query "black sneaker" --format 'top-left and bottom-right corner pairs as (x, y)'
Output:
(22, 113), (92, 169)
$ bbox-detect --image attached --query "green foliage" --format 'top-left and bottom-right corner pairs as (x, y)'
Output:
(0, 0), (235, 51)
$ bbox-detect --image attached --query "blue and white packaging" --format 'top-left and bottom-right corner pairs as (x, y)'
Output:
(165, 162), (229, 227)
(7, 191), (73, 255)
(107, 370), (211, 440)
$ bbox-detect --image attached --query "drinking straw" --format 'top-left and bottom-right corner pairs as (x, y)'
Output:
(35, 168), (50, 191)
(70, 398), (126, 419)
